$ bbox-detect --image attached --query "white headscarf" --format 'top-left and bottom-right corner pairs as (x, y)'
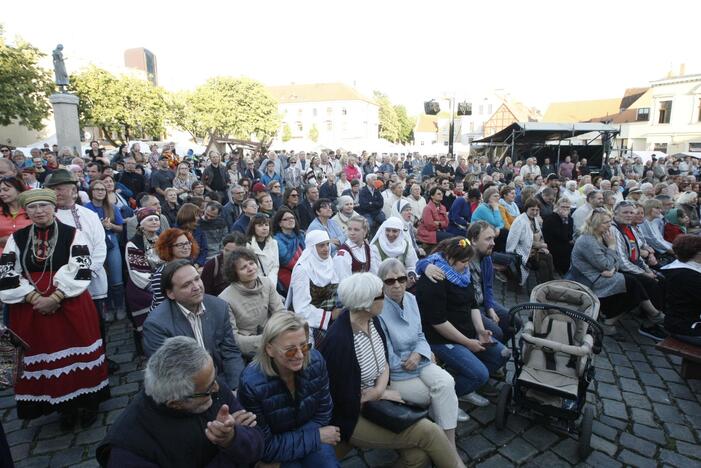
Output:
(390, 199), (414, 244)
(297, 230), (338, 286)
(370, 217), (407, 258)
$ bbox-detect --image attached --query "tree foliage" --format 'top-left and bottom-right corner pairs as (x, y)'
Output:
(70, 66), (167, 146)
(308, 124), (319, 143)
(0, 27), (53, 130)
(281, 123), (292, 142)
(374, 90), (400, 142)
(176, 77), (280, 143)
(394, 105), (414, 144)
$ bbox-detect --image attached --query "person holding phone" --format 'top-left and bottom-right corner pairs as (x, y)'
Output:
(416, 237), (511, 408)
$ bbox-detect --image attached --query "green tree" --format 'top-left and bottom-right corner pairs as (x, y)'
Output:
(394, 105), (414, 144)
(281, 123), (292, 142)
(166, 90), (208, 143)
(374, 90), (400, 142)
(308, 124), (319, 143)
(181, 77), (280, 143)
(70, 66), (167, 146)
(0, 27), (53, 130)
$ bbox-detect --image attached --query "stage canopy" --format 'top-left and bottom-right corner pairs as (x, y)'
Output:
(472, 122), (619, 144)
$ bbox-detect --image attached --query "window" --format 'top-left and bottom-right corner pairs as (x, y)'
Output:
(312, 108), (317, 117)
(325, 120), (333, 131)
(478, 104), (484, 115)
(697, 100), (701, 122)
(487, 104), (493, 115)
(326, 107), (333, 116)
(420, 141), (425, 146)
(636, 108), (649, 121)
(296, 121), (303, 132)
(658, 100), (672, 124)
(341, 108), (347, 115)
(653, 143), (667, 152)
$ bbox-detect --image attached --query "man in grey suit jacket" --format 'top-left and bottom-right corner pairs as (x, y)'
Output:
(143, 260), (245, 390)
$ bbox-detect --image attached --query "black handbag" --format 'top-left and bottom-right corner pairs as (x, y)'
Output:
(361, 399), (428, 433)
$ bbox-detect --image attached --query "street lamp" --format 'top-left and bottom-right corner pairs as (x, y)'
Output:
(423, 99), (472, 156)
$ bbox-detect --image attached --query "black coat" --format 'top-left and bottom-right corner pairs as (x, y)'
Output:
(542, 213), (574, 275)
(295, 201), (315, 231)
(318, 311), (387, 441)
(663, 267), (701, 336)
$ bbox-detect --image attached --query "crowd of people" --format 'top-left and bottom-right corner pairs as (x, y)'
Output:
(0, 141), (699, 467)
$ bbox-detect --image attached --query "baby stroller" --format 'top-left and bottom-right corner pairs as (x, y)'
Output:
(495, 280), (603, 459)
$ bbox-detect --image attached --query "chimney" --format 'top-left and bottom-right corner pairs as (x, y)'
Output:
(680, 63), (686, 76)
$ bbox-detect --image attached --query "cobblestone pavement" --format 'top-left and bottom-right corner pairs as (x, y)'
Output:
(5, 281), (701, 467)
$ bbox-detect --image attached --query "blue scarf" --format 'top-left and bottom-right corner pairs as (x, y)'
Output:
(429, 253), (471, 287)
(275, 231), (305, 265)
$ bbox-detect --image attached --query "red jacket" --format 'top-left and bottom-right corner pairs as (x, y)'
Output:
(663, 223), (684, 243)
(417, 202), (449, 244)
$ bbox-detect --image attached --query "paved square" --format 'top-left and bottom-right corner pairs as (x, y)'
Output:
(4, 281), (701, 467)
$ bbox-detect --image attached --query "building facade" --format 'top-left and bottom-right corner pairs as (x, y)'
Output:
(268, 83), (379, 147)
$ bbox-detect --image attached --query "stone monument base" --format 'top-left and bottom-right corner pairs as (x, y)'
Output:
(50, 93), (81, 157)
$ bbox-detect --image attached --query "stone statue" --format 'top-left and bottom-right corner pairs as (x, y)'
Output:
(52, 44), (69, 90)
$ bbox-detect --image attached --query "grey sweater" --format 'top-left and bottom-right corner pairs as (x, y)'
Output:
(569, 234), (626, 298)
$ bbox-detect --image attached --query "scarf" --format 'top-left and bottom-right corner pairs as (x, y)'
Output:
(296, 230), (337, 286)
(275, 231), (305, 265)
(370, 217), (407, 258)
(390, 199), (415, 246)
(665, 209), (688, 233)
(428, 252), (471, 287)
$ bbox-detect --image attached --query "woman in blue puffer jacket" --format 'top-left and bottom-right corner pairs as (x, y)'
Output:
(238, 312), (341, 467)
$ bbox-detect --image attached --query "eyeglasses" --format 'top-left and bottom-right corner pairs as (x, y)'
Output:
(383, 276), (408, 286)
(289, 193), (299, 198)
(0, 149), (9, 153)
(276, 342), (311, 358)
(172, 241), (192, 249)
(373, 295), (385, 301)
(185, 377), (218, 399)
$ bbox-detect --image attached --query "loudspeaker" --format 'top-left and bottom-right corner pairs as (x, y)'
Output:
(424, 100), (440, 115)
(457, 102), (472, 116)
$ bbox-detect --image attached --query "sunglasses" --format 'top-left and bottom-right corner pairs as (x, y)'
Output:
(383, 276), (408, 286)
(277, 342), (311, 358)
(373, 295), (385, 301)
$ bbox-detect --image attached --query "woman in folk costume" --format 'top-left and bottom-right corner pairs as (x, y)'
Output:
(287, 230), (341, 345)
(0, 190), (109, 430)
(370, 217), (419, 286)
(125, 207), (163, 355)
(334, 215), (380, 282)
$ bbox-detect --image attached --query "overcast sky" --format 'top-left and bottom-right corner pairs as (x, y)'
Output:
(4, 0), (700, 114)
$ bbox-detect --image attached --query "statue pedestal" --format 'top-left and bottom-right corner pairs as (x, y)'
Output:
(50, 93), (81, 157)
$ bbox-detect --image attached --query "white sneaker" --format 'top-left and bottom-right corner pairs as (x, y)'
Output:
(459, 392), (489, 407)
(457, 408), (470, 422)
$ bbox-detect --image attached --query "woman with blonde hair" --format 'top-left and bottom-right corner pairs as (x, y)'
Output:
(239, 312), (340, 466)
(568, 208), (664, 339)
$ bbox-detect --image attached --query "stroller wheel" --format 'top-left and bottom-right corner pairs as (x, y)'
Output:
(495, 383), (512, 430)
(578, 406), (594, 459)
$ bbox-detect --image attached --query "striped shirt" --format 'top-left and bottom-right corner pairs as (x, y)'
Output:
(353, 321), (387, 389)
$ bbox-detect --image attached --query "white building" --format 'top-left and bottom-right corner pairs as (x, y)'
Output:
(413, 91), (540, 152)
(268, 83), (379, 148)
(615, 73), (701, 154)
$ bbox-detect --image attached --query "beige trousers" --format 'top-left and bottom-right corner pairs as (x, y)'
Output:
(389, 363), (458, 430)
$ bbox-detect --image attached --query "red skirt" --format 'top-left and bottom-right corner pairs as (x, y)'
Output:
(9, 272), (109, 418)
